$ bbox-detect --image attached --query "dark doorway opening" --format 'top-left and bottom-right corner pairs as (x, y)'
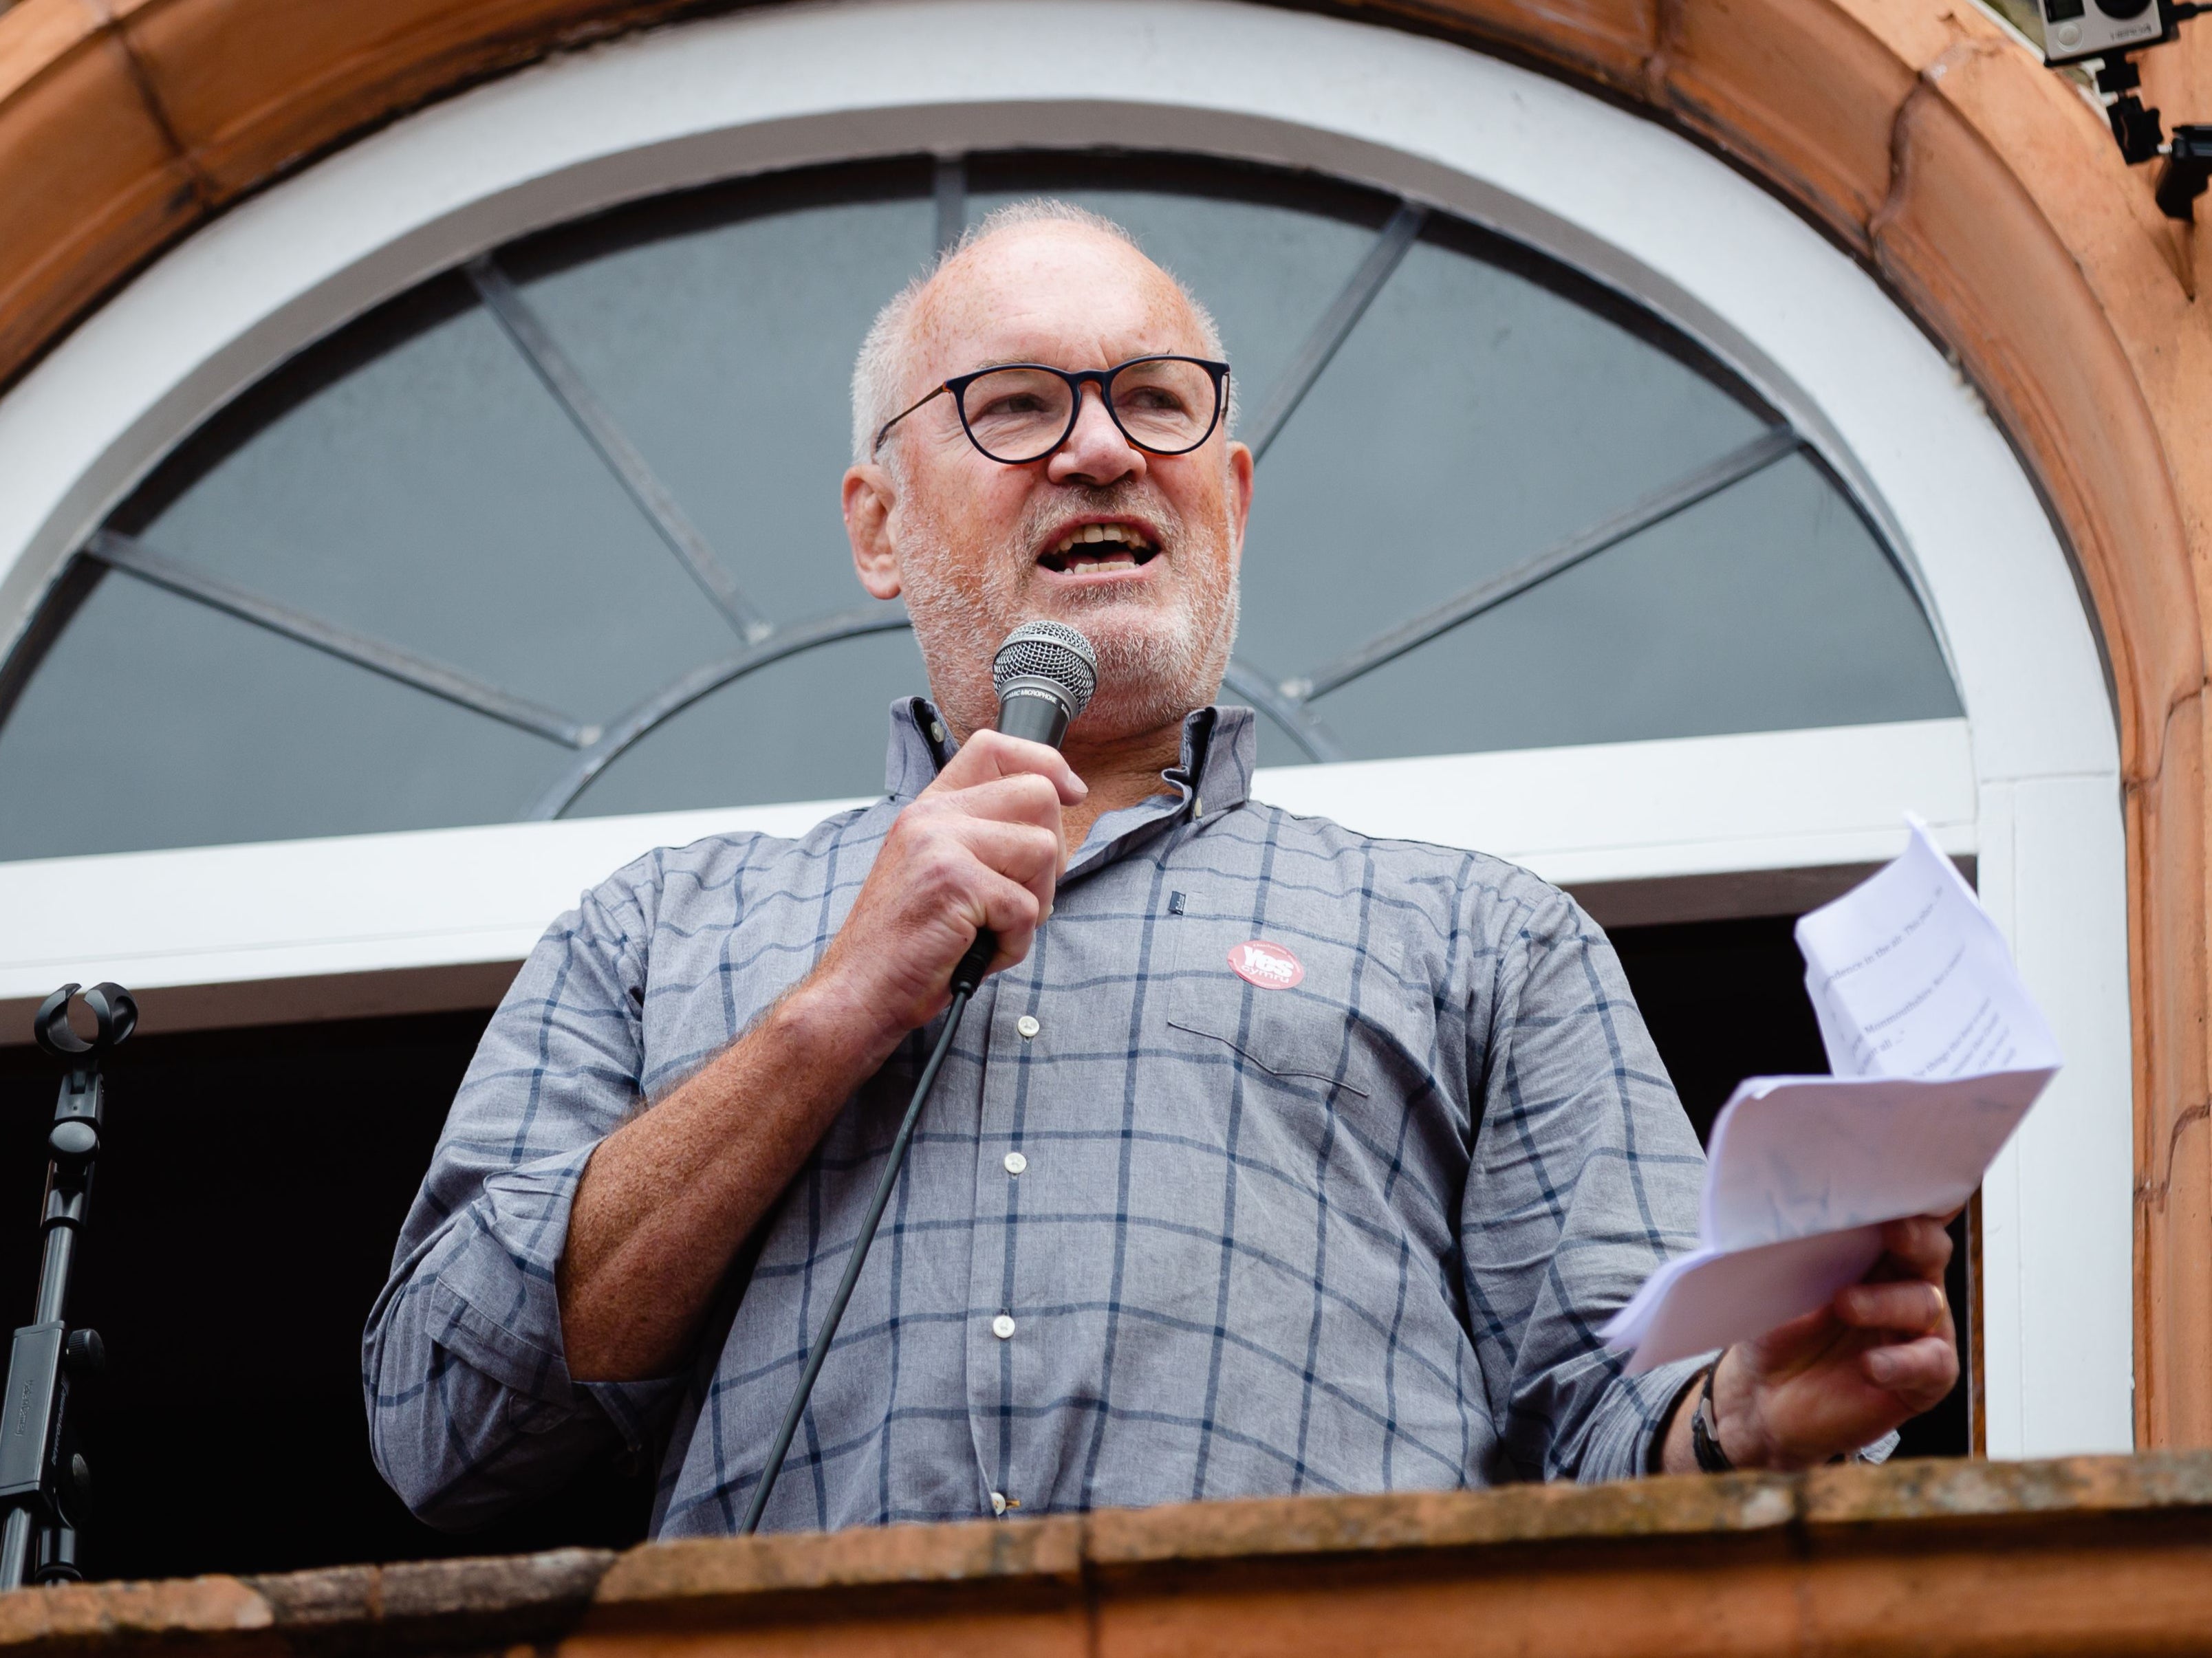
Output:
(0, 1009), (647, 1582)
(0, 909), (1967, 1581)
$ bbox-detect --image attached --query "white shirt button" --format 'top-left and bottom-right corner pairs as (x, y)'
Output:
(1016, 1015), (1040, 1040)
(991, 1313), (1017, 1340)
(990, 1491), (1008, 1516)
(1004, 1151), (1028, 1176)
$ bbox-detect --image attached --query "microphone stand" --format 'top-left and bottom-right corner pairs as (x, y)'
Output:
(0, 983), (132, 1589)
(739, 932), (993, 1535)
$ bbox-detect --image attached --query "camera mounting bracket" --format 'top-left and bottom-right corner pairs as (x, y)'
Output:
(2057, 1), (2211, 220)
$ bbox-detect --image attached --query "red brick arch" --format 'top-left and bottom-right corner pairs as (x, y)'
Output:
(2, 0), (2209, 1441)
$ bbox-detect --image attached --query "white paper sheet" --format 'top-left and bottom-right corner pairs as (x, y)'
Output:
(1603, 819), (2060, 1373)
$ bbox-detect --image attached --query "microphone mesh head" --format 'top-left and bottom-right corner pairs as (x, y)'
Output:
(992, 620), (1098, 717)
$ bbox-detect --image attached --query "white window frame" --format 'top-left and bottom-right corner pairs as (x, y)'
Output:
(0, 0), (2127, 1459)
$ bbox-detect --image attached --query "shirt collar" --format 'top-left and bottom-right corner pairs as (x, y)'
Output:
(883, 697), (1256, 830)
(886, 697), (956, 800)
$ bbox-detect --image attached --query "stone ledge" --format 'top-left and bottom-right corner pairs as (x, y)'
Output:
(0, 1549), (616, 1657)
(585, 1518), (1084, 1633)
(594, 1515), (1081, 1605)
(0, 1455), (2207, 1655)
(1803, 1446), (2212, 1526)
(244, 1547), (614, 1629)
(0, 1576), (273, 1650)
(1081, 1472), (1800, 1571)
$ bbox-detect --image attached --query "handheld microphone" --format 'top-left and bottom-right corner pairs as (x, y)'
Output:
(741, 622), (1097, 1534)
(990, 618), (1098, 748)
(943, 620), (1101, 988)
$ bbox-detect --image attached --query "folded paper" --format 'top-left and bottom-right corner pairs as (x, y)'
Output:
(1603, 818), (2060, 1373)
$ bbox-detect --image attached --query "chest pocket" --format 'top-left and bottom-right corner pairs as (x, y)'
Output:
(1160, 910), (1416, 1107)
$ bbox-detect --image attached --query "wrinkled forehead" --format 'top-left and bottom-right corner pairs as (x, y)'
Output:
(905, 226), (1209, 395)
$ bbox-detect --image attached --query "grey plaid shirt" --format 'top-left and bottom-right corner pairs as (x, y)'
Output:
(365, 701), (1712, 1536)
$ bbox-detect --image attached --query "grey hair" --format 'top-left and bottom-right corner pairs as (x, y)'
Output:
(851, 197), (1230, 466)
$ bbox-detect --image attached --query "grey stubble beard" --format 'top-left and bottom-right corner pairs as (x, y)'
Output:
(893, 481), (1241, 742)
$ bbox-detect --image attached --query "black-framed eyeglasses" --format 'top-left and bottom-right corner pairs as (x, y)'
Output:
(873, 356), (1231, 464)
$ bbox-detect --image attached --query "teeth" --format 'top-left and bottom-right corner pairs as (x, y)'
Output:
(1050, 523), (1153, 556)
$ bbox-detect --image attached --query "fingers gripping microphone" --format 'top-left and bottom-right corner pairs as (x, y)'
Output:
(943, 621), (1101, 990)
(741, 622), (1097, 1535)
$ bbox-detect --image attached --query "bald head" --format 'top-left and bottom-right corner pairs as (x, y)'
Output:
(852, 199), (1228, 466)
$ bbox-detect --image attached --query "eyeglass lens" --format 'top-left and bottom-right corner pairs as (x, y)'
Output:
(957, 359), (1219, 463)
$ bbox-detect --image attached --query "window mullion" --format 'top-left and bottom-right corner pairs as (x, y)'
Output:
(466, 254), (774, 644)
(528, 607), (913, 818)
(1219, 658), (1347, 763)
(1290, 426), (1801, 701)
(935, 155), (966, 254)
(1241, 201), (1426, 463)
(85, 532), (595, 748)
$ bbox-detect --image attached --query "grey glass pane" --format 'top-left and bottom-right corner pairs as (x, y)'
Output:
(566, 626), (930, 818)
(125, 278), (739, 725)
(962, 187), (1381, 424)
(1306, 455), (1961, 760)
(1238, 237), (1769, 682)
(0, 576), (560, 859)
(509, 197), (935, 629)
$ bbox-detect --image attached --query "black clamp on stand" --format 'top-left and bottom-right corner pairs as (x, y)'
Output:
(2156, 124), (2212, 220)
(0, 984), (133, 1590)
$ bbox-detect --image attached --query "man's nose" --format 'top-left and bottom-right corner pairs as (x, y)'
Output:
(1046, 384), (1146, 487)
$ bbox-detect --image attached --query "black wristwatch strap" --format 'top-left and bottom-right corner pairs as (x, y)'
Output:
(1691, 1362), (1735, 1473)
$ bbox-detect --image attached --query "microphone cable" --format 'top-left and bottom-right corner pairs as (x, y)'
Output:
(739, 929), (993, 1534)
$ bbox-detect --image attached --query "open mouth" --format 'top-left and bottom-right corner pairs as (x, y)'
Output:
(1037, 521), (1160, 576)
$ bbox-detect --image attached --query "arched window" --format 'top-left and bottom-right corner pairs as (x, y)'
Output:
(0, 153), (1956, 855)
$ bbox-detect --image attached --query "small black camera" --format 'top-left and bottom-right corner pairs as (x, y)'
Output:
(2033, 0), (2171, 65)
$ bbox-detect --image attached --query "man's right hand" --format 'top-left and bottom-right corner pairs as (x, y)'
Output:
(794, 728), (1087, 1064)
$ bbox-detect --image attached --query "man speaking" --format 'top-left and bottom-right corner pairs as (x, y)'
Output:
(365, 201), (1958, 1536)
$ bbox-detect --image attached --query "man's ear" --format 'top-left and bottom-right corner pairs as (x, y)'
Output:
(1225, 439), (1255, 567)
(843, 462), (902, 600)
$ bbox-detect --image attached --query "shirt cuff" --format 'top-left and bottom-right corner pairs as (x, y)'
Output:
(428, 1143), (684, 1450)
(1618, 1353), (1714, 1479)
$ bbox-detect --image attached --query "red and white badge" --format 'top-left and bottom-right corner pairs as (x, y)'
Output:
(1228, 939), (1304, 990)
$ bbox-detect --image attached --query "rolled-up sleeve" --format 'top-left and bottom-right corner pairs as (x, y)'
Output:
(362, 866), (686, 1529)
(1460, 887), (1711, 1483)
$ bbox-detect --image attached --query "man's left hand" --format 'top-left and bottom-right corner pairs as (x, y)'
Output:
(1664, 1214), (1959, 1473)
